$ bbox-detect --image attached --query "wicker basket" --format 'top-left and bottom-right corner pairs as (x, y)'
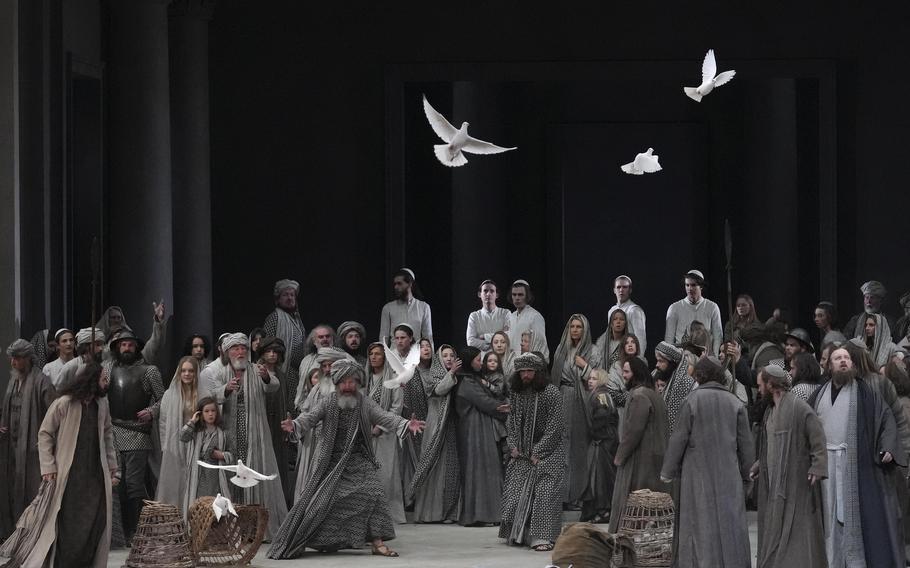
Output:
(187, 496), (269, 566)
(124, 501), (195, 568)
(614, 489), (674, 567)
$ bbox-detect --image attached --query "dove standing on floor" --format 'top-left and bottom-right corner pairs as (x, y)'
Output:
(422, 95), (516, 167)
(684, 49), (736, 102)
(382, 341), (421, 388)
(621, 148), (662, 175)
(197, 459), (278, 488)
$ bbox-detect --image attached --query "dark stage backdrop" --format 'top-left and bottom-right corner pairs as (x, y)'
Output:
(208, 3), (910, 352)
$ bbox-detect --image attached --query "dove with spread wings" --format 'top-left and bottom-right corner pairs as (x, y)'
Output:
(381, 341), (421, 389)
(621, 148), (662, 175)
(422, 95), (516, 167)
(197, 459), (277, 488)
(684, 49), (736, 102)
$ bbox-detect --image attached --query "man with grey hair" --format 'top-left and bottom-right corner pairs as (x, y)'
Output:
(296, 324), (336, 393)
(264, 279), (307, 410)
(270, 359), (425, 559)
(664, 269), (722, 354)
(750, 364), (827, 567)
(843, 280), (896, 340)
(337, 320), (367, 367)
(608, 275), (647, 354)
(0, 340), (57, 539)
(207, 332), (287, 539)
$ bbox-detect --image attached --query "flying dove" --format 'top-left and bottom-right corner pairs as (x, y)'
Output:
(683, 49), (736, 102)
(381, 341), (422, 388)
(211, 493), (238, 522)
(422, 95), (516, 167)
(620, 148), (662, 175)
(197, 459), (278, 488)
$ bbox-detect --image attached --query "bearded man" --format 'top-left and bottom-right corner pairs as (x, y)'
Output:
(103, 329), (164, 541)
(206, 332), (287, 539)
(338, 321), (367, 367)
(269, 359), (425, 559)
(808, 347), (905, 566)
(499, 353), (565, 552)
(263, 279), (307, 413)
(0, 340), (57, 538)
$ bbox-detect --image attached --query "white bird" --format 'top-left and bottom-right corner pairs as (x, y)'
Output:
(382, 341), (422, 388)
(422, 95), (516, 167)
(211, 493), (238, 522)
(683, 49), (736, 102)
(197, 459), (277, 488)
(620, 148), (662, 175)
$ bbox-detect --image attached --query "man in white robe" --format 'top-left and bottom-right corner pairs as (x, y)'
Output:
(664, 269), (722, 354)
(466, 279), (510, 352)
(607, 275), (647, 354)
(379, 268), (433, 345)
(41, 329), (75, 386)
(508, 279), (548, 361)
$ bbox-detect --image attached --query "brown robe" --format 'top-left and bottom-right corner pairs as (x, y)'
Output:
(753, 390), (827, 568)
(0, 395), (117, 568)
(608, 386), (668, 533)
(0, 368), (57, 538)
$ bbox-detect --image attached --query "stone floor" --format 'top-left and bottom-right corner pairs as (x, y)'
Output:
(107, 512), (760, 567)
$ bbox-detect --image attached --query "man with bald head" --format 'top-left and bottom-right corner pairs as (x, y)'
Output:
(808, 347), (905, 566)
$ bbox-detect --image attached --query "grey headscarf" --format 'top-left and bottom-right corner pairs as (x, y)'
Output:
(6, 339), (36, 363)
(330, 359), (366, 386)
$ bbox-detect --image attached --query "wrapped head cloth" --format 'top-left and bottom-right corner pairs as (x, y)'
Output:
(861, 281), (887, 298)
(221, 333), (249, 352)
(513, 352), (546, 373)
(337, 321), (366, 340)
(274, 279), (300, 297)
(331, 359), (366, 386)
(655, 341), (683, 363)
(315, 347), (350, 365)
(75, 327), (105, 346)
(7, 339), (36, 363)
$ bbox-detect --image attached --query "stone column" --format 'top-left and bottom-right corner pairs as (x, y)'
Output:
(0, 0), (19, 358)
(107, 0), (174, 339)
(169, 0), (215, 348)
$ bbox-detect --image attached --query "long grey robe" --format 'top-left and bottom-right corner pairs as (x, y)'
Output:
(809, 378), (905, 567)
(206, 362), (287, 539)
(366, 364), (405, 524)
(754, 391), (827, 568)
(263, 308), (306, 407)
(500, 383), (566, 545)
(0, 368), (57, 539)
(660, 382), (754, 568)
(608, 386), (668, 534)
(408, 353), (459, 522)
(0, 395), (117, 568)
(268, 393), (409, 559)
(455, 374), (506, 525)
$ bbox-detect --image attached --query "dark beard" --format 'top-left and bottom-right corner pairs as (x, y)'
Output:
(832, 369), (856, 387)
(115, 350), (139, 365)
(393, 289), (406, 301)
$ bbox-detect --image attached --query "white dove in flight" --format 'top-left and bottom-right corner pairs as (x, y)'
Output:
(197, 459), (278, 488)
(620, 148), (662, 175)
(211, 493), (238, 521)
(683, 49), (736, 102)
(422, 95), (516, 167)
(382, 341), (422, 388)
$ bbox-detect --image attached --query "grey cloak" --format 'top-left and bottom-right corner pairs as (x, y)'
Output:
(608, 386), (668, 534)
(0, 395), (117, 568)
(366, 362), (406, 524)
(753, 391), (827, 568)
(0, 369), (56, 539)
(455, 374), (506, 525)
(268, 393), (409, 559)
(660, 382), (754, 568)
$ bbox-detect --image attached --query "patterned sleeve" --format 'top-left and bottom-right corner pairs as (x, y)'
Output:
(533, 387), (565, 459)
(263, 311), (278, 337)
(144, 366), (166, 413)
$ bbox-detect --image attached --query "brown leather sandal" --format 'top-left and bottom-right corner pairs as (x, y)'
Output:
(371, 544), (400, 557)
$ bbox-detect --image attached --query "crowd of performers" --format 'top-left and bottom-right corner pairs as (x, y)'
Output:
(1, 268), (910, 566)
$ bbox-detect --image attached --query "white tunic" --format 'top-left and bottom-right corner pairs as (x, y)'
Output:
(607, 300), (648, 354)
(508, 305), (549, 361)
(379, 298), (433, 345)
(466, 306), (510, 351)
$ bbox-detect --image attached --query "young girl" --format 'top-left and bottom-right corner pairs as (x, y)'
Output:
(481, 351), (506, 396)
(180, 396), (234, 515)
